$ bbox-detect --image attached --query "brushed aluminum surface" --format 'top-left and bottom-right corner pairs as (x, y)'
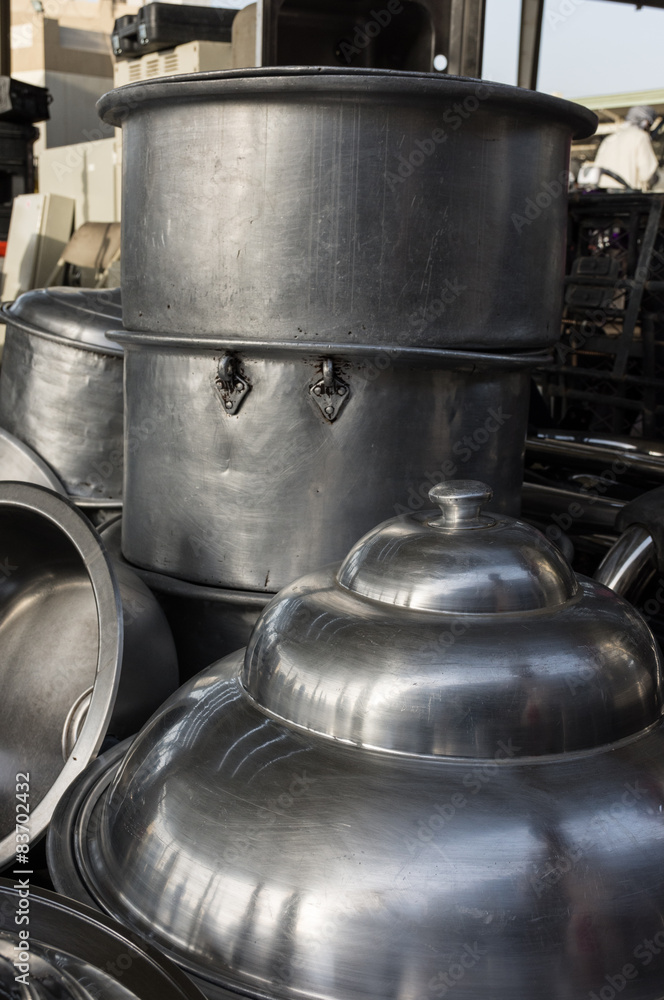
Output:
(101, 518), (270, 682)
(47, 489), (664, 1000)
(98, 68), (596, 350)
(118, 337), (539, 591)
(0, 484), (178, 869)
(0, 878), (206, 999)
(0, 426), (66, 493)
(0, 296), (124, 498)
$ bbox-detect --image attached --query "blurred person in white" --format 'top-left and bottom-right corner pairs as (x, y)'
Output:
(594, 105), (659, 191)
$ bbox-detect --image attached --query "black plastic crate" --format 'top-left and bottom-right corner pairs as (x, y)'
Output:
(0, 77), (49, 124)
(112, 3), (237, 60)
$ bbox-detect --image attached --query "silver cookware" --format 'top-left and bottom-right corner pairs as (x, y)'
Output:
(0, 483), (178, 869)
(99, 68), (595, 351)
(0, 287), (124, 500)
(0, 426), (66, 493)
(48, 480), (664, 1000)
(117, 337), (543, 590)
(0, 878), (206, 999)
(101, 518), (270, 681)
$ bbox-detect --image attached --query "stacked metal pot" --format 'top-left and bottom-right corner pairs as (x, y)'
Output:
(0, 287), (125, 510)
(96, 67), (595, 677)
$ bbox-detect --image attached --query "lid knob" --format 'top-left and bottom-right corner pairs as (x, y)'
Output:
(428, 480), (494, 529)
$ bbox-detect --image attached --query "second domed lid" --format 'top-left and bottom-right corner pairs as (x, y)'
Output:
(244, 481), (662, 758)
(337, 481), (578, 613)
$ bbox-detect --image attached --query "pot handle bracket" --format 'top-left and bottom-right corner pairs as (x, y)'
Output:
(309, 358), (350, 422)
(216, 353), (251, 416)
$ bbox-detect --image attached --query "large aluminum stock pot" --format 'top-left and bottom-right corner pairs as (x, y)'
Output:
(0, 287), (124, 500)
(49, 482), (664, 1000)
(98, 68), (595, 351)
(116, 334), (542, 590)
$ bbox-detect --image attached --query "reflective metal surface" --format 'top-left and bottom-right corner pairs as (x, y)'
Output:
(101, 518), (269, 681)
(0, 877), (207, 999)
(118, 337), (540, 591)
(3, 286), (123, 355)
(49, 484), (664, 1000)
(526, 435), (664, 480)
(0, 288), (124, 499)
(0, 483), (177, 870)
(0, 426), (66, 493)
(521, 481), (624, 530)
(533, 430), (664, 458)
(595, 524), (656, 599)
(100, 68), (595, 350)
(336, 480), (577, 614)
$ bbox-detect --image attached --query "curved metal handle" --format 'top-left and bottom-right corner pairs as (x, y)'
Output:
(595, 526), (656, 599)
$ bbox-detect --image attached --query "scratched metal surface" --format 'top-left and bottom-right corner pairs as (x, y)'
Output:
(100, 68), (596, 350)
(118, 338), (534, 590)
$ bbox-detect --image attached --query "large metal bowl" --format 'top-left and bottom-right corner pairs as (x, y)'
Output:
(0, 483), (178, 870)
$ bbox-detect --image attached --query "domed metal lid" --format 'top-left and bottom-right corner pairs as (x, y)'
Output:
(46, 483), (664, 1000)
(3, 286), (123, 356)
(244, 482), (662, 757)
(337, 481), (578, 613)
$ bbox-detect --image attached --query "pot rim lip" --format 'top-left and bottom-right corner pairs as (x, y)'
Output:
(1, 303), (124, 357)
(0, 432), (122, 506)
(97, 66), (597, 140)
(100, 519), (274, 605)
(0, 483), (123, 870)
(110, 333), (551, 370)
(0, 875), (207, 1000)
(47, 739), (234, 1000)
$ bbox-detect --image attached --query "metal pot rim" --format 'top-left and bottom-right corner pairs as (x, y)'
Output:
(1, 303), (124, 358)
(47, 740), (250, 1000)
(0, 484), (123, 869)
(111, 333), (551, 371)
(97, 66), (597, 140)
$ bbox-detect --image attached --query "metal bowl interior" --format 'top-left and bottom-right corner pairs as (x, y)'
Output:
(0, 483), (122, 869)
